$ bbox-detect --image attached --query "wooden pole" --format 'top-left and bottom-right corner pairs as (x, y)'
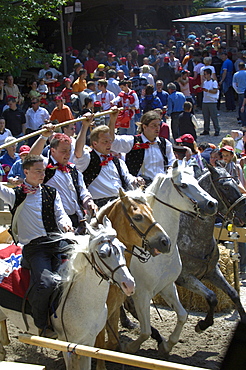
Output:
(232, 224), (240, 294)
(0, 107), (123, 151)
(19, 334), (206, 370)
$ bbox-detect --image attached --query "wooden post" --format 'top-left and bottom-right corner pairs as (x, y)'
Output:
(19, 334), (207, 370)
(232, 224), (240, 294)
(0, 107), (123, 151)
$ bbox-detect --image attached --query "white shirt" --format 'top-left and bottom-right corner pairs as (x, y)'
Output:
(74, 149), (135, 199)
(202, 79), (219, 103)
(111, 134), (176, 180)
(38, 68), (62, 79)
(106, 78), (121, 96)
(43, 156), (91, 218)
(200, 65), (215, 76)
(25, 107), (50, 130)
(0, 128), (12, 146)
(97, 90), (115, 111)
(111, 89), (139, 116)
(0, 183), (71, 245)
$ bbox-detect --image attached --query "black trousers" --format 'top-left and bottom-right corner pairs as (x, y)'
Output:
(22, 235), (72, 329)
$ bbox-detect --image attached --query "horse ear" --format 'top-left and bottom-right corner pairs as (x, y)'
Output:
(207, 163), (217, 175)
(119, 187), (125, 199)
(172, 159), (179, 169)
(102, 215), (112, 230)
(86, 222), (97, 237)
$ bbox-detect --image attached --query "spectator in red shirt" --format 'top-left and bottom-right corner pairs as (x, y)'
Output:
(61, 78), (73, 108)
(84, 51), (99, 77)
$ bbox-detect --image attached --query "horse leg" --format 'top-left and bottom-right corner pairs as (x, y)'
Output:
(63, 351), (91, 370)
(95, 327), (107, 370)
(124, 293), (152, 354)
(120, 305), (137, 329)
(0, 320), (9, 361)
(206, 265), (246, 319)
(177, 274), (218, 333)
(157, 282), (188, 357)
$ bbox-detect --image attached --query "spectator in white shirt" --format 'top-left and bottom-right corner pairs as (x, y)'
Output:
(25, 98), (50, 146)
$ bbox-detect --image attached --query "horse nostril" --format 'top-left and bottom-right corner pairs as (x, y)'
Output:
(207, 201), (215, 209)
(160, 237), (171, 250)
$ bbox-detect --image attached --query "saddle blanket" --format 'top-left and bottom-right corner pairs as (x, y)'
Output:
(0, 244), (29, 298)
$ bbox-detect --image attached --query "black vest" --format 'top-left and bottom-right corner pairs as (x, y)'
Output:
(44, 157), (82, 206)
(9, 184), (59, 243)
(125, 135), (168, 176)
(83, 150), (127, 190)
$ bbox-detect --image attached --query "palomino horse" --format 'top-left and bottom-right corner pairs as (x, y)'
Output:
(175, 165), (246, 332)
(93, 188), (171, 370)
(0, 216), (135, 370)
(122, 160), (218, 357)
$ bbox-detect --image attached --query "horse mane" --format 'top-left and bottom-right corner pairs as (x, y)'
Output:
(58, 233), (91, 285)
(93, 189), (147, 226)
(145, 173), (166, 208)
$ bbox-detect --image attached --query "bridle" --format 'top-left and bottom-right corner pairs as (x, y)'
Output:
(207, 174), (245, 221)
(85, 238), (127, 287)
(121, 201), (159, 262)
(151, 178), (203, 219)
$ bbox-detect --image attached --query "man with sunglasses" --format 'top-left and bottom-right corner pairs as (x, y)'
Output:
(25, 98), (50, 146)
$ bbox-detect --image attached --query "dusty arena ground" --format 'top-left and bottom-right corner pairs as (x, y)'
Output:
(3, 101), (246, 369)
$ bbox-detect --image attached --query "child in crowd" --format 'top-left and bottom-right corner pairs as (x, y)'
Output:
(209, 148), (222, 167)
(219, 145), (246, 192)
(37, 78), (48, 105)
(230, 130), (244, 157)
(44, 71), (58, 96)
(178, 101), (198, 140)
(29, 81), (41, 100)
(154, 108), (170, 140)
(61, 78), (73, 107)
(7, 145), (30, 185)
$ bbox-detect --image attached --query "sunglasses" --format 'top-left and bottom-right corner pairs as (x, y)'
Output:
(31, 102), (38, 105)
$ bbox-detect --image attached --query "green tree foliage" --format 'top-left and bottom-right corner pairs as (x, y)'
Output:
(190, 0), (220, 16)
(0, 0), (67, 73)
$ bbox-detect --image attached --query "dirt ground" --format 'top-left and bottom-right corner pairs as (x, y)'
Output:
(3, 102), (246, 369)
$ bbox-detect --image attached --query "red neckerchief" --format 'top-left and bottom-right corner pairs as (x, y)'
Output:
(21, 183), (39, 194)
(100, 154), (114, 166)
(46, 163), (70, 173)
(132, 142), (153, 150)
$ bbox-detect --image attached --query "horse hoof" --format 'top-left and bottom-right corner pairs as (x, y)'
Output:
(195, 322), (203, 333)
(123, 341), (138, 354)
(157, 337), (170, 359)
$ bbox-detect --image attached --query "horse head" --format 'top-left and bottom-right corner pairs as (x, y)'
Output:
(148, 160), (217, 218)
(206, 164), (246, 226)
(118, 188), (171, 256)
(86, 216), (135, 296)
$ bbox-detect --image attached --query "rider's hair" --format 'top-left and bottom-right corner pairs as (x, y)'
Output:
(22, 154), (43, 170)
(90, 125), (109, 145)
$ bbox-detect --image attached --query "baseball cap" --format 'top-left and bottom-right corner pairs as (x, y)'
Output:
(120, 57), (127, 62)
(19, 145), (30, 155)
(64, 78), (71, 82)
(219, 145), (234, 153)
(176, 134), (195, 144)
(7, 95), (16, 102)
(54, 95), (63, 101)
(98, 64), (105, 69)
(108, 52), (116, 58)
(164, 57), (170, 62)
(66, 46), (73, 52)
(94, 101), (102, 107)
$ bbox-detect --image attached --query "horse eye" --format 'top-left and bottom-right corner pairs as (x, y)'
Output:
(133, 214), (143, 221)
(180, 183), (188, 189)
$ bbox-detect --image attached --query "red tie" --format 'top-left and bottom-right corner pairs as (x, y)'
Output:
(100, 154), (114, 166)
(21, 183), (39, 194)
(46, 163), (70, 173)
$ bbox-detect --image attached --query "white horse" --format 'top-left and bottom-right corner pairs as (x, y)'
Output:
(124, 160), (218, 356)
(0, 216), (135, 369)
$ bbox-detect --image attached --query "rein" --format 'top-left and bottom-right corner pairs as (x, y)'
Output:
(150, 178), (203, 219)
(208, 175), (245, 220)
